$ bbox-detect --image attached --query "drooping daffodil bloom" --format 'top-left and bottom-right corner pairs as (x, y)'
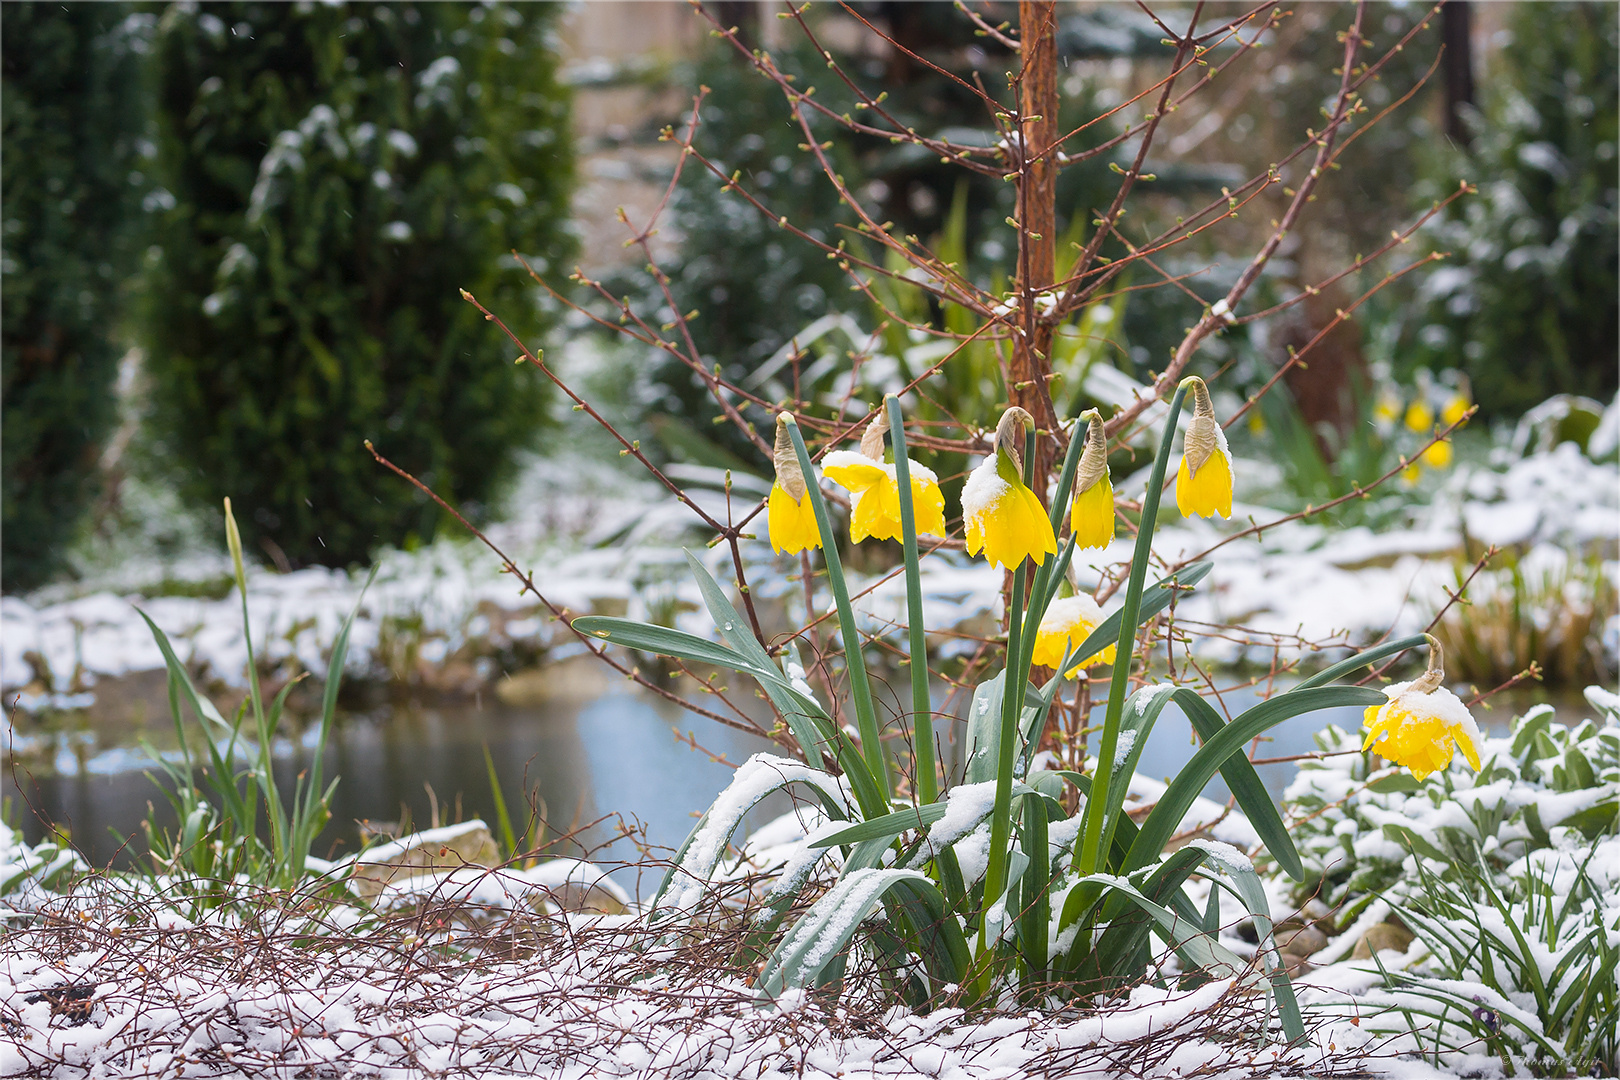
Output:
(1031, 590), (1116, 677)
(961, 406), (1059, 570)
(821, 411), (946, 543)
(767, 412), (822, 555)
(1068, 410), (1115, 550)
(1362, 635), (1483, 781)
(1175, 377), (1233, 519)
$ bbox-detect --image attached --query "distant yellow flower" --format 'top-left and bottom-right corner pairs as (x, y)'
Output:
(1401, 461), (1422, 486)
(1441, 393), (1470, 428)
(1373, 393), (1402, 428)
(1247, 410), (1266, 435)
(962, 407), (1058, 570)
(1175, 377), (1233, 519)
(1031, 593), (1116, 677)
(821, 413), (945, 544)
(1405, 399), (1434, 433)
(768, 413), (822, 555)
(1361, 638), (1482, 780)
(1422, 438), (1453, 469)
(1069, 410), (1115, 550)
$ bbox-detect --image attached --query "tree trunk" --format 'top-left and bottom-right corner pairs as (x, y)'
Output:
(1015, 0), (1061, 495)
(1442, 1), (1474, 146)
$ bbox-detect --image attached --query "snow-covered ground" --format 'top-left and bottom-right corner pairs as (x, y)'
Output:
(4, 686), (1614, 1079)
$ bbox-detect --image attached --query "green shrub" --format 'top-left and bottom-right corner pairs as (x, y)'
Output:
(144, 2), (573, 568)
(1408, 3), (1619, 416)
(1, 4), (148, 592)
(1288, 689), (1620, 1076)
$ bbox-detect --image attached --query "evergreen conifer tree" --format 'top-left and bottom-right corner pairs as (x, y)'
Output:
(2, 4), (148, 592)
(145, 2), (573, 567)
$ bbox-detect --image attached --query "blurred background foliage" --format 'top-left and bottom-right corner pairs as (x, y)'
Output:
(1402, 1), (1618, 417)
(143, 2), (573, 569)
(1, 5), (150, 592)
(1, 2), (1615, 593)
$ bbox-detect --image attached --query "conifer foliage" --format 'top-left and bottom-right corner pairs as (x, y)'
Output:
(1, 4), (147, 592)
(145, 3), (573, 567)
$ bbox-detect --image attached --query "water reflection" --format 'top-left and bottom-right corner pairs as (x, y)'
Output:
(8, 663), (1574, 893)
(10, 663), (782, 875)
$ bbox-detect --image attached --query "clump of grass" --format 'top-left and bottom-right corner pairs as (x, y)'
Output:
(1432, 551), (1616, 689)
(137, 498), (374, 900)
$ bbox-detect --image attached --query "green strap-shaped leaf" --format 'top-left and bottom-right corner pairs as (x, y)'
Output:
(685, 550), (839, 773)
(756, 868), (967, 998)
(1126, 686), (1382, 874)
(574, 611), (886, 817)
(1195, 840), (1305, 1044)
(1090, 684), (1182, 866)
(890, 875), (973, 991)
(1065, 871), (1248, 981)
(574, 615), (774, 678)
(137, 609), (232, 731)
(1296, 633), (1427, 689)
(963, 672), (1005, 784)
(811, 801), (950, 848)
(1086, 846), (1208, 991)
(1017, 791), (1051, 977)
(648, 754), (850, 920)
(1170, 687), (1303, 881)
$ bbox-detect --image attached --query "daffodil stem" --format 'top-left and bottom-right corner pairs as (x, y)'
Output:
(1020, 417), (1089, 658)
(885, 395), (936, 807)
(978, 561), (1026, 963)
(784, 418), (891, 803)
(979, 426), (1038, 967)
(1075, 384), (1188, 878)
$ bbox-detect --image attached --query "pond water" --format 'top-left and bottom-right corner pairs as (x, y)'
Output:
(6, 659), (1571, 897)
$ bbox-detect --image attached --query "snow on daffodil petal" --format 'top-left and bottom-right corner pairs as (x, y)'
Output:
(1031, 593), (1116, 677)
(961, 408), (1057, 570)
(962, 455), (1058, 569)
(1361, 678), (1483, 781)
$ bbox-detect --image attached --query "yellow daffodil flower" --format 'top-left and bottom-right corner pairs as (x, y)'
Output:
(1422, 438), (1453, 469)
(1175, 377), (1233, 519)
(1069, 410), (1115, 550)
(1031, 593), (1116, 677)
(1361, 636), (1482, 780)
(821, 413), (946, 543)
(1405, 398), (1434, 433)
(768, 413), (821, 555)
(1400, 461), (1422, 487)
(962, 407), (1058, 570)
